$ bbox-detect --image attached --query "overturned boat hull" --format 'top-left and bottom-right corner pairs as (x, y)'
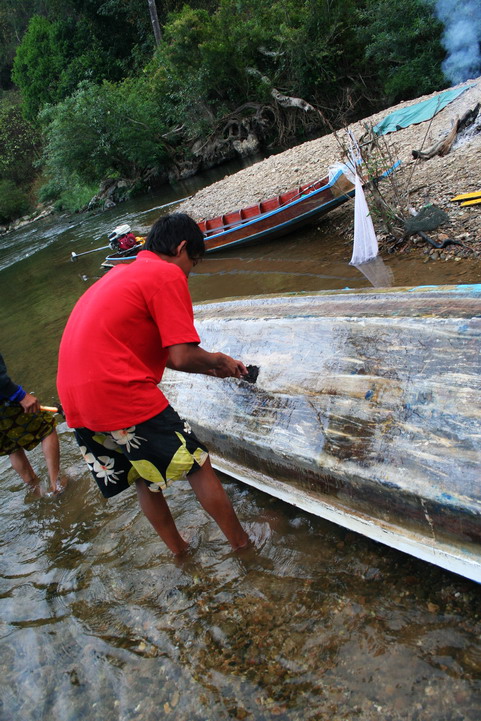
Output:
(161, 285), (481, 582)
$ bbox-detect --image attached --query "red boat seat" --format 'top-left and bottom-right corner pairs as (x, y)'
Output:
(279, 190), (298, 205)
(205, 216), (224, 235)
(300, 181), (320, 194)
(240, 205), (261, 220)
(260, 197), (281, 213)
(197, 220), (207, 233)
(224, 210), (242, 228)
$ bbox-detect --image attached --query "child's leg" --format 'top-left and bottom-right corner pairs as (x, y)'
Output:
(9, 448), (39, 486)
(41, 430), (62, 492)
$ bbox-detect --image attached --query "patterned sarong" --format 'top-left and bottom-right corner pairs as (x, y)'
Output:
(0, 401), (57, 455)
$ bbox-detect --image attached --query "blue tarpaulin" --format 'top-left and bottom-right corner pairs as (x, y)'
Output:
(373, 85), (474, 136)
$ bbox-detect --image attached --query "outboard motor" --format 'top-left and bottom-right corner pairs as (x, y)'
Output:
(108, 224), (132, 251)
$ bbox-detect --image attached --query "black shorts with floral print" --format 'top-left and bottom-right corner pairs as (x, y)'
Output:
(75, 405), (209, 498)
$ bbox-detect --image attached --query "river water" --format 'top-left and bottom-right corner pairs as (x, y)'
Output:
(1, 160), (480, 721)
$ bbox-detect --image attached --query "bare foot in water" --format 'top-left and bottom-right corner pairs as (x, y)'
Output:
(173, 540), (191, 557)
(25, 478), (45, 497)
(235, 522), (272, 552)
(232, 537), (252, 552)
(49, 476), (68, 495)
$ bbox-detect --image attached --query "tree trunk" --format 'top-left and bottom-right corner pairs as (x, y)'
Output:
(147, 0), (162, 45)
(412, 118), (459, 160)
(271, 88), (315, 112)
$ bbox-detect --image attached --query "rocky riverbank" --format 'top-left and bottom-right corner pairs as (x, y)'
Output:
(179, 76), (481, 261)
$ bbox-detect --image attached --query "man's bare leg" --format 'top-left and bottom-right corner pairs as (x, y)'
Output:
(9, 448), (40, 490)
(187, 457), (249, 550)
(41, 430), (63, 493)
(135, 479), (189, 555)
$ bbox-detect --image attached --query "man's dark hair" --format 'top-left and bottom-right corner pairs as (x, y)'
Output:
(143, 213), (205, 261)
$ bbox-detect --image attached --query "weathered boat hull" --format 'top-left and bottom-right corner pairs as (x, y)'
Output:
(161, 285), (481, 582)
(100, 170), (354, 269)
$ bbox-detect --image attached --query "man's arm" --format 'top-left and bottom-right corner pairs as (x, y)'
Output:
(167, 343), (247, 379)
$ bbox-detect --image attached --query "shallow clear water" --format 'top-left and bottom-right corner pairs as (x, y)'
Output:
(1, 163), (480, 720)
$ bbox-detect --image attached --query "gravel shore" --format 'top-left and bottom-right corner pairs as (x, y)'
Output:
(179, 76), (481, 260)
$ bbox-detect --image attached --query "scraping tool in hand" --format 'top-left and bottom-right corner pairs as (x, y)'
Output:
(243, 365), (259, 384)
(40, 404), (65, 416)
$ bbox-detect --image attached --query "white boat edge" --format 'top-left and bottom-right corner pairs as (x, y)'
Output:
(212, 453), (481, 583)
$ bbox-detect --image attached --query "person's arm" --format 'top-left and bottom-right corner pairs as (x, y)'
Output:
(0, 353), (20, 399)
(0, 354), (40, 412)
(167, 343), (247, 379)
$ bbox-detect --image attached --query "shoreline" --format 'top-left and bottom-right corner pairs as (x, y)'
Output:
(178, 76), (481, 261)
(3, 76), (480, 263)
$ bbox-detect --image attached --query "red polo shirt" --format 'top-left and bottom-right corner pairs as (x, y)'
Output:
(57, 251), (200, 431)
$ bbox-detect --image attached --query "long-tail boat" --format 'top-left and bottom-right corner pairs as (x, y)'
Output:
(160, 285), (481, 583)
(100, 168), (354, 269)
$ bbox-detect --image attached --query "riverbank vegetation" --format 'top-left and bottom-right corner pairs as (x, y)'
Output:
(0, 0), (448, 223)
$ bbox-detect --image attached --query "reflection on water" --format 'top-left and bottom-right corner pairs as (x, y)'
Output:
(1, 168), (481, 720)
(353, 256), (394, 287)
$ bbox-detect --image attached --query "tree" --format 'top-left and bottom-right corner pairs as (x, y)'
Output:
(11, 16), (66, 120)
(0, 1), (58, 90)
(146, 0), (367, 144)
(4, 0), (452, 209)
(0, 179), (31, 222)
(40, 79), (169, 186)
(11, 1), (158, 120)
(0, 92), (40, 185)
(357, 0), (446, 102)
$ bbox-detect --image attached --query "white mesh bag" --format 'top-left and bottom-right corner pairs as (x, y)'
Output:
(343, 130), (379, 266)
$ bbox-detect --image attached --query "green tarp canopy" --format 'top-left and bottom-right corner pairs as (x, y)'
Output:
(373, 85), (474, 136)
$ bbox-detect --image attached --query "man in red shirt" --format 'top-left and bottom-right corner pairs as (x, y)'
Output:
(57, 213), (249, 555)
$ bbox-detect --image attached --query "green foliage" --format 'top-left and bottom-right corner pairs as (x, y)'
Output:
(140, 0), (367, 154)
(144, 7), (223, 139)
(40, 78), (169, 187)
(11, 4), (155, 121)
(147, 0), (377, 139)
(263, 0), (367, 123)
(12, 16), (67, 120)
(146, 1), (298, 136)
(201, 0), (275, 100)
(0, 1), (62, 90)
(3, 0), (453, 208)
(0, 92), (40, 185)
(357, 0), (446, 102)
(0, 179), (31, 222)
(38, 174), (97, 212)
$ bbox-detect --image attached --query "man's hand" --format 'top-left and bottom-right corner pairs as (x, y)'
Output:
(20, 393), (40, 414)
(167, 344), (247, 379)
(207, 353), (248, 379)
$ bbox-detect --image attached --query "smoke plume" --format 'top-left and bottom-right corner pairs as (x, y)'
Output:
(434, 0), (481, 83)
